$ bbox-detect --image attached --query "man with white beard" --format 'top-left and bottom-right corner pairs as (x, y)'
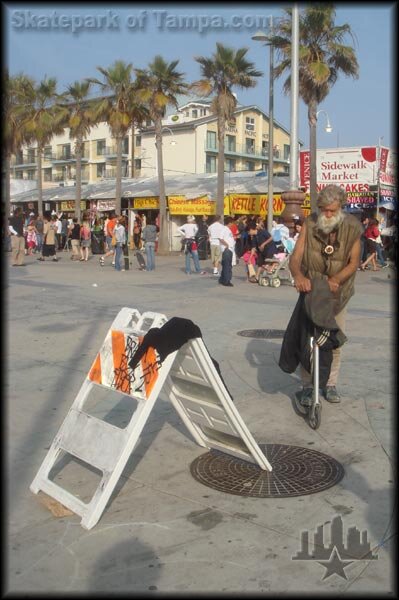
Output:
(289, 185), (362, 404)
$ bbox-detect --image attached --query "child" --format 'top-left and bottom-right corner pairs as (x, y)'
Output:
(26, 223), (37, 255)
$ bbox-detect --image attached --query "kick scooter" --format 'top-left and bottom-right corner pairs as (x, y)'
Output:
(294, 335), (322, 430)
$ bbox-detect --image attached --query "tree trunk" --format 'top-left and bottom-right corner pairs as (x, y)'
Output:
(131, 123), (135, 178)
(308, 100), (318, 213)
(217, 113), (225, 220)
(4, 153), (11, 219)
(37, 146), (43, 216)
(75, 137), (82, 222)
(115, 136), (122, 215)
(155, 117), (169, 254)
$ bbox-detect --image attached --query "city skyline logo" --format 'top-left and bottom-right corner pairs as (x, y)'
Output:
(292, 515), (378, 580)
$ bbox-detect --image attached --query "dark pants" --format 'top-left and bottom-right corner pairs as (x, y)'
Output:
(219, 249), (233, 284)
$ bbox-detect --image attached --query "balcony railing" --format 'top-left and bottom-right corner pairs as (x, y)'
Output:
(11, 155), (38, 167)
(103, 168), (130, 179)
(103, 146), (129, 158)
(52, 153), (89, 162)
(205, 141), (286, 160)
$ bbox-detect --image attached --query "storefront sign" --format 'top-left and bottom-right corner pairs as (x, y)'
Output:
(379, 147), (397, 187)
(300, 147), (380, 193)
(133, 197), (159, 209)
(97, 200), (116, 211)
(229, 194), (285, 216)
(61, 200), (86, 211)
(168, 195), (215, 215)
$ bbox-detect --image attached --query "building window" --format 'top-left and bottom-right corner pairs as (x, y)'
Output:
(134, 159), (141, 170)
(245, 161), (255, 171)
(43, 168), (52, 181)
(44, 146), (52, 160)
(225, 159), (236, 172)
(192, 109), (198, 118)
(123, 137), (129, 154)
(27, 169), (36, 180)
(225, 135), (236, 152)
(206, 155), (217, 173)
(284, 144), (290, 160)
(146, 119), (152, 127)
(262, 163), (268, 173)
(261, 141), (268, 156)
(185, 111), (190, 117)
(97, 163), (106, 178)
(61, 144), (71, 159)
(206, 130), (217, 150)
(136, 135), (141, 147)
(245, 117), (255, 131)
(16, 171), (23, 179)
(27, 148), (36, 163)
(97, 140), (106, 156)
(245, 138), (255, 154)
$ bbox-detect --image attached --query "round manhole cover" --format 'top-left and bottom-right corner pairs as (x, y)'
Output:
(190, 444), (344, 498)
(237, 329), (285, 339)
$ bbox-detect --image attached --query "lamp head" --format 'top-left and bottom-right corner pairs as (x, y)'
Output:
(252, 30), (269, 42)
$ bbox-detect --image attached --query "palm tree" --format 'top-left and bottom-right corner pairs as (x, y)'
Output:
(268, 5), (359, 211)
(136, 56), (189, 254)
(193, 44), (262, 219)
(62, 81), (98, 221)
(3, 71), (35, 218)
(128, 91), (150, 178)
(87, 60), (134, 216)
(20, 77), (67, 216)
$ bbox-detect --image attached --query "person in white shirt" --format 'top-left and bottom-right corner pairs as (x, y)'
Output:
(218, 223), (235, 287)
(207, 215), (225, 275)
(177, 215), (206, 275)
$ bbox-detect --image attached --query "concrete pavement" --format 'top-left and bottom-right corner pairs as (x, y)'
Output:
(6, 250), (396, 594)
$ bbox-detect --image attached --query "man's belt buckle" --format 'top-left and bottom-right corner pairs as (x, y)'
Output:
(324, 244), (334, 255)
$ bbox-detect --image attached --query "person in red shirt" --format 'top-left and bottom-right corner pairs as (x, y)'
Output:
(360, 218), (380, 271)
(99, 212), (117, 266)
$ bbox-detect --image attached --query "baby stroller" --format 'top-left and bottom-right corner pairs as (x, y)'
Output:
(258, 238), (295, 288)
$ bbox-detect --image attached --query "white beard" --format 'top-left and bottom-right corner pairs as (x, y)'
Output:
(317, 210), (345, 234)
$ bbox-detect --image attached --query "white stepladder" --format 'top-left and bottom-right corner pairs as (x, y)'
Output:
(31, 307), (271, 530)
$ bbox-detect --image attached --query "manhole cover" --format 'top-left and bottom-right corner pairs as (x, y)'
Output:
(190, 444), (344, 497)
(237, 329), (285, 339)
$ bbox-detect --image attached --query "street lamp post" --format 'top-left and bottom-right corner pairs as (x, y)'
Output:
(376, 136), (383, 220)
(316, 110), (333, 134)
(252, 16), (274, 232)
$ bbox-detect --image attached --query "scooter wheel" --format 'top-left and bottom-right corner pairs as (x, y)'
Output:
(309, 403), (322, 430)
(260, 277), (269, 286)
(294, 391), (309, 416)
(271, 278), (281, 288)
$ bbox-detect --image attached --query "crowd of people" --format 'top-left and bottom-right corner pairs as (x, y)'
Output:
(6, 202), (395, 279)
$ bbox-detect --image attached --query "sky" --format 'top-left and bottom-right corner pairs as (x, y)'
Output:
(3, 2), (396, 150)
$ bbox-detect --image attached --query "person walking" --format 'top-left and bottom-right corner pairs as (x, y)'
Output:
(69, 218), (81, 261)
(218, 221), (235, 287)
(79, 220), (91, 261)
(38, 214), (58, 262)
(113, 216), (126, 272)
(178, 215), (207, 275)
(100, 211), (117, 266)
(207, 215), (225, 276)
(141, 217), (157, 271)
(9, 207), (25, 266)
(288, 184), (362, 405)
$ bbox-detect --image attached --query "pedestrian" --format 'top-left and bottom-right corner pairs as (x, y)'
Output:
(55, 214), (62, 250)
(218, 220), (235, 287)
(79, 220), (91, 261)
(99, 211), (117, 266)
(207, 215), (225, 276)
(9, 207), (25, 266)
(113, 216), (126, 272)
(289, 184), (362, 405)
(178, 215), (207, 275)
(141, 217), (157, 271)
(38, 214), (58, 262)
(133, 215), (142, 250)
(60, 214), (68, 251)
(196, 215), (209, 259)
(360, 218), (381, 271)
(247, 220), (278, 282)
(26, 221), (37, 255)
(69, 218), (81, 261)
(35, 214), (44, 254)
(292, 220), (303, 242)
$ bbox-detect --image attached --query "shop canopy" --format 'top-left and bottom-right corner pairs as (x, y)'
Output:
(11, 172), (292, 204)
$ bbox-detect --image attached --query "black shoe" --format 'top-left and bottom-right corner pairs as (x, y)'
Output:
(223, 282), (234, 287)
(323, 386), (341, 403)
(298, 387), (314, 407)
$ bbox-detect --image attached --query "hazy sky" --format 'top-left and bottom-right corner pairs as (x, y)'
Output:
(4, 2), (396, 149)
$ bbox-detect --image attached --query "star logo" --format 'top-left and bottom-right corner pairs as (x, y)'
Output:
(317, 547), (353, 580)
